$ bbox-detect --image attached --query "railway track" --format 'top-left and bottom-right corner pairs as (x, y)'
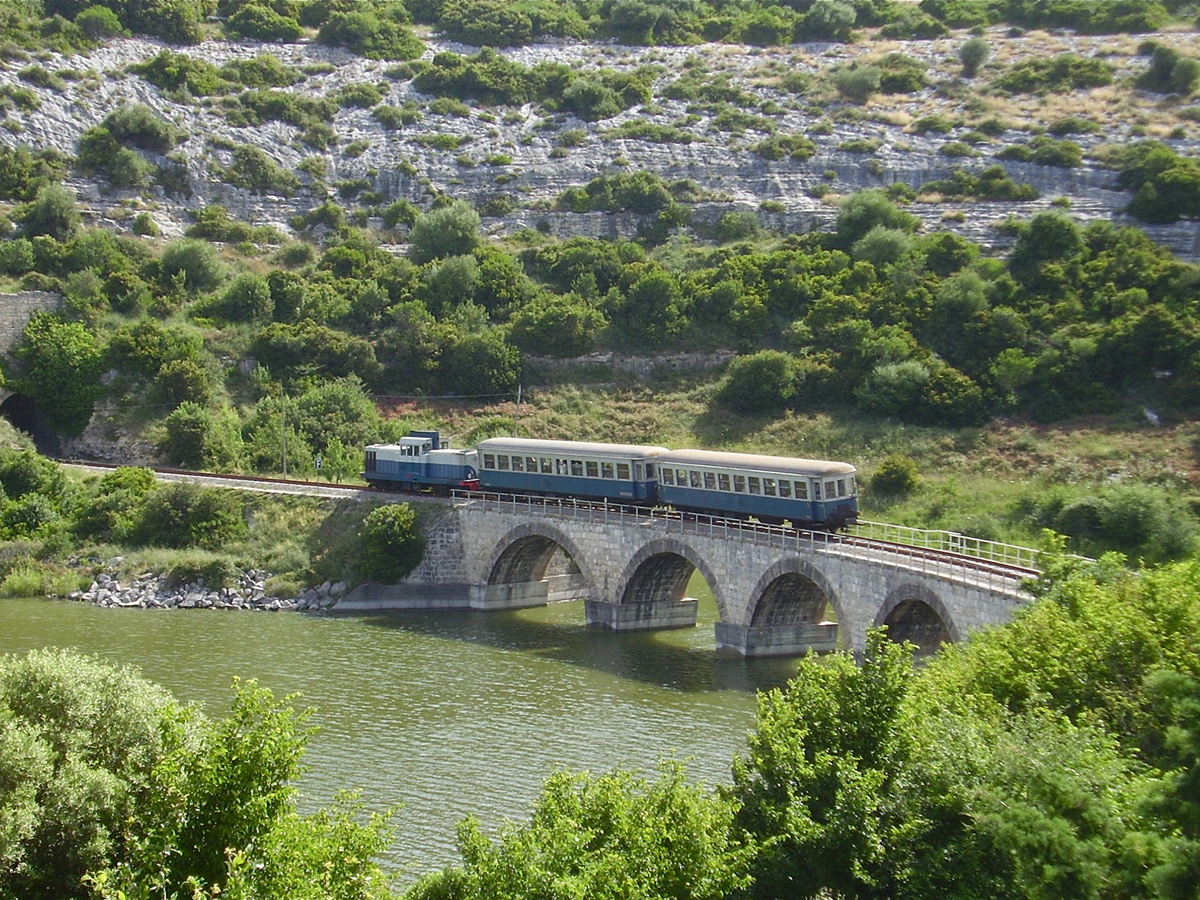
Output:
(59, 460), (1043, 579)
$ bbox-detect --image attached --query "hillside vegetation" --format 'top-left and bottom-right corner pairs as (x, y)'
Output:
(0, 0), (1195, 565)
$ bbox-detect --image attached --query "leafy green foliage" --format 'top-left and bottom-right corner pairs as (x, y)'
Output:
(868, 454), (920, 496)
(316, 5), (424, 60)
(991, 53), (1114, 94)
(358, 502), (424, 582)
(0, 650), (395, 900)
(0, 145), (68, 202)
(17, 183), (79, 240)
(134, 480), (248, 549)
(419, 764), (750, 899)
(0, 648), (178, 900)
(958, 35), (990, 76)
(408, 200), (481, 264)
(717, 350), (799, 414)
(157, 402), (245, 471)
(9, 311), (103, 435)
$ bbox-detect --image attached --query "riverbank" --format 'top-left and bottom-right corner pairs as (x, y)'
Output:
(67, 563), (347, 611)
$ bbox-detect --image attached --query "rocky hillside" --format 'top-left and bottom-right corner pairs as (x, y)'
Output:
(2, 26), (1198, 259)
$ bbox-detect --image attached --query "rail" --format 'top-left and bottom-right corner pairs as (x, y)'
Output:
(452, 490), (1039, 597)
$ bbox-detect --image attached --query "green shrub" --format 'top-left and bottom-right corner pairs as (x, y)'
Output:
(10, 312), (102, 436)
(833, 63), (881, 103)
(869, 454), (921, 497)
(316, 8), (424, 60)
(157, 402), (244, 471)
(959, 36), (990, 77)
(358, 503), (424, 582)
(372, 103), (421, 128)
(992, 53), (1114, 94)
(159, 238), (224, 294)
(130, 50), (229, 95)
(718, 350), (799, 414)
(135, 480), (247, 549)
(225, 3), (304, 42)
(76, 5), (126, 38)
(103, 104), (179, 152)
(221, 145), (299, 196)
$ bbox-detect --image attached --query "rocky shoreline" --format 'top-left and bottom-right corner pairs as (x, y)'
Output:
(67, 566), (348, 612)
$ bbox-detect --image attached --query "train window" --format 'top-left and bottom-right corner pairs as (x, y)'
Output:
(812, 482), (821, 500)
(674, 469), (686, 485)
(763, 478), (776, 497)
(718, 473), (730, 491)
(703, 472), (716, 490)
(734, 474), (746, 492)
(748, 477), (761, 495)
(497, 455), (510, 470)
(527, 457), (538, 472)
(847, 475), (856, 495)
(571, 460), (584, 477)
(825, 480), (836, 498)
(645, 463), (655, 478)
(779, 480), (792, 498)
(837, 478), (846, 496)
(483, 454), (495, 469)
(586, 461), (599, 478)
(602, 462), (615, 479)
(365, 451), (376, 472)
(541, 458), (553, 474)
(688, 471), (701, 488)
(796, 481), (808, 499)
(511, 456), (524, 472)
(617, 463), (630, 480)
(557, 459), (568, 475)
(660, 468), (673, 485)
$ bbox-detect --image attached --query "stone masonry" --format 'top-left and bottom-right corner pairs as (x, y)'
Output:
(338, 497), (1031, 657)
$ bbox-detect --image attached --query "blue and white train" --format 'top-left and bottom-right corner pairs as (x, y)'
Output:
(363, 432), (858, 530)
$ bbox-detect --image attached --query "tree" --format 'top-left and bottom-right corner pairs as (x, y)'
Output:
(358, 503), (425, 582)
(440, 328), (521, 396)
(17, 183), (79, 241)
(409, 763), (751, 900)
(9, 312), (103, 436)
(834, 63), (881, 103)
(730, 632), (922, 900)
(159, 238), (225, 294)
(959, 36), (990, 77)
(869, 454), (920, 497)
(835, 189), (919, 247)
(156, 401), (244, 471)
(717, 350), (799, 414)
(408, 200), (481, 264)
(0, 649), (179, 900)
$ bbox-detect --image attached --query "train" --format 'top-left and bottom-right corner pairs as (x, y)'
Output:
(362, 432), (859, 530)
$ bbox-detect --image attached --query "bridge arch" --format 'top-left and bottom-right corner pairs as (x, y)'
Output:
(485, 522), (596, 596)
(615, 538), (726, 617)
(748, 558), (841, 628)
(876, 582), (959, 655)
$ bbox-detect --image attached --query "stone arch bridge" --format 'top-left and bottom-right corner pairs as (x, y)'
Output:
(338, 493), (1036, 657)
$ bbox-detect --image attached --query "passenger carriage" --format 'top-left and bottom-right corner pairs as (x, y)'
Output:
(654, 449), (858, 529)
(363, 431), (480, 492)
(476, 438), (669, 502)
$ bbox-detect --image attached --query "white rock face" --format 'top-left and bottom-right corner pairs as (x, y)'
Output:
(1, 31), (1197, 258)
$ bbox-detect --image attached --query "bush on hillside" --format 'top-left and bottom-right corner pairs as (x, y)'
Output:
(357, 503), (424, 582)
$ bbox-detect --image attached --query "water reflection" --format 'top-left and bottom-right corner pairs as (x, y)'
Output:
(341, 600), (800, 695)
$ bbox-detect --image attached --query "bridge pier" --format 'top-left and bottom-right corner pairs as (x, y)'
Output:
(585, 598), (698, 631)
(715, 622), (839, 657)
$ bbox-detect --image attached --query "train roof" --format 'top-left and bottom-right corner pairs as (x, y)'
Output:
(477, 437), (670, 459)
(657, 448), (856, 477)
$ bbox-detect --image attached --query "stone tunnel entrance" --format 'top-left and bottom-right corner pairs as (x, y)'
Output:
(880, 599), (951, 656)
(0, 393), (59, 455)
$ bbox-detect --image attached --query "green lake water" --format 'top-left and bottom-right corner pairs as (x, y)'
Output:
(0, 592), (801, 882)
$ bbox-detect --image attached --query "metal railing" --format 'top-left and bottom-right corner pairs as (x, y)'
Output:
(452, 491), (1039, 597)
(848, 520), (1043, 570)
